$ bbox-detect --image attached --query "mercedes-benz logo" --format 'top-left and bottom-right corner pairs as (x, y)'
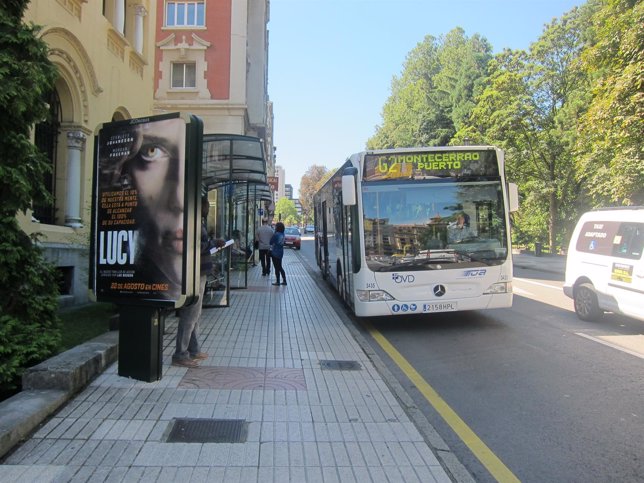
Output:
(433, 284), (446, 297)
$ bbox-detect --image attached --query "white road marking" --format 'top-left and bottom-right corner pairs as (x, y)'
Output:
(576, 332), (644, 360)
(515, 277), (561, 290)
(513, 286), (531, 296)
(513, 278), (573, 312)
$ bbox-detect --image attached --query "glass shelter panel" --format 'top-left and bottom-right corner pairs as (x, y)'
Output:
(202, 187), (230, 308)
(202, 135), (268, 297)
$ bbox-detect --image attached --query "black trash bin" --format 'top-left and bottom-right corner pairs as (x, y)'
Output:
(535, 242), (542, 257)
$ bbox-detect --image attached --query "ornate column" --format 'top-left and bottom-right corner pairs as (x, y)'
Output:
(114, 0), (125, 35)
(65, 131), (86, 228)
(134, 5), (147, 54)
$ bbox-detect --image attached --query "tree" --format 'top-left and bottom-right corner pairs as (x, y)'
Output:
(434, 28), (493, 133)
(0, 0), (61, 390)
(299, 165), (330, 224)
(368, 28), (492, 149)
(465, 5), (593, 249)
(368, 34), (445, 148)
(576, 0), (644, 205)
(274, 197), (299, 225)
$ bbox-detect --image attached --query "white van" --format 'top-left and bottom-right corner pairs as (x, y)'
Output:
(563, 207), (644, 321)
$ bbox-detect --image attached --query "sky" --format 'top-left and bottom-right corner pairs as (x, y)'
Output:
(268, 0), (585, 197)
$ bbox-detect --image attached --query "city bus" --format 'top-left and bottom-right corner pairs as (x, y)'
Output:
(313, 146), (519, 317)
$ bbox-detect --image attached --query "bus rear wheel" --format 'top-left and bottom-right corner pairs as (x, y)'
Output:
(574, 283), (603, 321)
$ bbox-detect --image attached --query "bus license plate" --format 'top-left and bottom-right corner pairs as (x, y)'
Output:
(423, 302), (457, 313)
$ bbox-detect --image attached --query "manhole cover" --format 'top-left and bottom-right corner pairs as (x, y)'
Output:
(166, 418), (248, 443)
(320, 360), (362, 371)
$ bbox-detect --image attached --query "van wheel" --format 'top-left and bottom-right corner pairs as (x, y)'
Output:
(574, 283), (603, 321)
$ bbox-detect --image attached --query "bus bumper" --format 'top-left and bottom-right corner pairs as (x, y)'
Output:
(353, 293), (513, 317)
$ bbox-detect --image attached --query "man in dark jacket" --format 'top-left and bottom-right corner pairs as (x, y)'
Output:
(172, 197), (224, 367)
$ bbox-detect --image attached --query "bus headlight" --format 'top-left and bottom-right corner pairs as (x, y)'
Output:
(356, 290), (395, 302)
(484, 282), (511, 294)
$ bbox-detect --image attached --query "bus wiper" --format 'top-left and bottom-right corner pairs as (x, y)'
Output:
(452, 249), (500, 265)
(393, 258), (458, 270)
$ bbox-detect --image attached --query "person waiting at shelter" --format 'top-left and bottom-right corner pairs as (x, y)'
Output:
(270, 222), (287, 286)
(172, 196), (225, 368)
(256, 218), (274, 276)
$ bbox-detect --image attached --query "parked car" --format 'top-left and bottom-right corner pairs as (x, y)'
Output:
(304, 224), (315, 234)
(284, 227), (301, 249)
(563, 207), (643, 321)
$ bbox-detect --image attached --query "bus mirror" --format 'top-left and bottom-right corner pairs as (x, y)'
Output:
(508, 183), (519, 212)
(342, 174), (357, 206)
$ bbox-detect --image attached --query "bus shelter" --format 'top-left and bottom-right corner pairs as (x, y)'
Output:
(202, 134), (268, 306)
(229, 182), (273, 289)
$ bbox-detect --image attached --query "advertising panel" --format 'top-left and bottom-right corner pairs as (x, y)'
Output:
(267, 176), (279, 192)
(90, 113), (202, 307)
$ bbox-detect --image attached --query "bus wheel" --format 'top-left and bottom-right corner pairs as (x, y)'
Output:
(574, 283), (603, 321)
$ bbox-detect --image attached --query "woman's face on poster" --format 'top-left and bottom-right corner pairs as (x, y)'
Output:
(130, 118), (185, 255)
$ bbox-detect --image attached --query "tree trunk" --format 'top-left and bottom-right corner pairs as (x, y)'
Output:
(549, 189), (557, 251)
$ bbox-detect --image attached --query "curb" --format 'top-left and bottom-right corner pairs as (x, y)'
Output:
(0, 331), (118, 459)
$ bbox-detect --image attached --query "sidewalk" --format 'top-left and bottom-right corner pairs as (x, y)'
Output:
(0, 249), (459, 482)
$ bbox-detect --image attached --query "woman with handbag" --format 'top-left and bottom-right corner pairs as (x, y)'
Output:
(269, 222), (287, 286)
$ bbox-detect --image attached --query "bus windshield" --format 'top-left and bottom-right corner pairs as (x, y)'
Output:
(361, 180), (508, 272)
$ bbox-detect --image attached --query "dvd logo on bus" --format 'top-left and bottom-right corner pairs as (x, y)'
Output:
(392, 273), (415, 283)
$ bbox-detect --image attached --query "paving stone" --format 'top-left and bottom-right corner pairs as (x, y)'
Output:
(0, 251), (456, 482)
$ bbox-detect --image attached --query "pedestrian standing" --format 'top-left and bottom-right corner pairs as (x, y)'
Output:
(270, 222), (287, 286)
(256, 219), (274, 276)
(172, 197), (224, 368)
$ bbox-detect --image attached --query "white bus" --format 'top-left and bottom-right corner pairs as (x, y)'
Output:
(314, 146), (519, 317)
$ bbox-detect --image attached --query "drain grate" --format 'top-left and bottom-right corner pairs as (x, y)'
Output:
(166, 418), (248, 443)
(320, 360), (362, 371)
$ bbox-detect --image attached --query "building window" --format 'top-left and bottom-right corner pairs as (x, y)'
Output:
(171, 62), (196, 88)
(57, 266), (74, 295)
(166, 1), (205, 27)
(33, 89), (61, 224)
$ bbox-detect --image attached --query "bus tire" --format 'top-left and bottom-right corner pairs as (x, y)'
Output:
(574, 283), (603, 321)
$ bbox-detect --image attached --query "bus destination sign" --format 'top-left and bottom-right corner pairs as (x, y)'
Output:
(363, 149), (500, 181)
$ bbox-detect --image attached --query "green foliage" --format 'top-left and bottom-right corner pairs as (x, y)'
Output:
(576, 0), (644, 205)
(0, 3), (59, 216)
(274, 197), (299, 225)
(464, 6), (593, 249)
(283, 215), (299, 227)
(0, 217), (61, 390)
(58, 303), (113, 352)
(368, 29), (492, 149)
(0, 1), (62, 390)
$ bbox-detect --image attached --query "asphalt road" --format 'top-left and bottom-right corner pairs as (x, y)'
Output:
(297, 238), (644, 483)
